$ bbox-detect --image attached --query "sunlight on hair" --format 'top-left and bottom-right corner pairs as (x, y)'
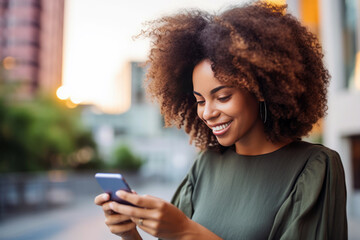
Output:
(264, 0), (286, 5)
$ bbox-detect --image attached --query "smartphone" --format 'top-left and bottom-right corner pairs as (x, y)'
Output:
(95, 173), (134, 206)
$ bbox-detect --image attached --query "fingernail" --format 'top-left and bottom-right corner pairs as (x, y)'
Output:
(109, 202), (114, 209)
(116, 190), (125, 197)
(103, 194), (108, 200)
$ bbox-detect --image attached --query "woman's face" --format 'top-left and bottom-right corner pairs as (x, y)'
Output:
(192, 59), (263, 147)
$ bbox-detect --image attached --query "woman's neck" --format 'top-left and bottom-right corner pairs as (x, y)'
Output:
(234, 122), (293, 156)
(235, 139), (293, 156)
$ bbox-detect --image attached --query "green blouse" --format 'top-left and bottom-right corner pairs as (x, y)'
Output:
(171, 141), (347, 239)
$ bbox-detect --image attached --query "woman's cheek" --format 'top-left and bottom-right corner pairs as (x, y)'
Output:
(197, 109), (203, 122)
(219, 102), (234, 114)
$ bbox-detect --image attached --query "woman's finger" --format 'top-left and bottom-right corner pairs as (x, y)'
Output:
(102, 201), (118, 215)
(136, 222), (159, 237)
(116, 190), (161, 209)
(106, 214), (132, 225)
(94, 193), (110, 205)
(131, 217), (154, 232)
(131, 217), (147, 227)
(108, 221), (137, 235)
(131, 217), (159, 229)
(109, 201), (155, 219)
(102, 201), (112, 212)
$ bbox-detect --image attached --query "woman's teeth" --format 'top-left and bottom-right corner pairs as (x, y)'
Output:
(212, 122), (231, 132)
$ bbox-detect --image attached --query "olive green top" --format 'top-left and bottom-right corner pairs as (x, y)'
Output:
(171, 141), (347, 239)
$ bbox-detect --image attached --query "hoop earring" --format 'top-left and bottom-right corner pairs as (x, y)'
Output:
(259, 101), (267, 124)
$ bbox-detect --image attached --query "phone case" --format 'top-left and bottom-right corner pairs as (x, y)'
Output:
(95, 173), (134, 205)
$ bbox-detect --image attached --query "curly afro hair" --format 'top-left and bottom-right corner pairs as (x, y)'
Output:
(140, 1), (329, 151)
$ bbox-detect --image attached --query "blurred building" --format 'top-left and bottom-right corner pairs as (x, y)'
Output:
(320, 0), (360, 219)
(287, 0), (360, 220)
(0, 0), (64, 97)
(82, 61), (196, 181)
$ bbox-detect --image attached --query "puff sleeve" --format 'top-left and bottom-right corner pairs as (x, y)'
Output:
(268, 149), (348, 240)
(171, 174), (194, 218)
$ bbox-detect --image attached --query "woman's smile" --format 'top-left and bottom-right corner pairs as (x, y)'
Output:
(209, 121), (232, 136)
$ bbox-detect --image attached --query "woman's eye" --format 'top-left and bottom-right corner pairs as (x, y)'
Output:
(218, 95), (231, 102)
(196, 101), (205, 105)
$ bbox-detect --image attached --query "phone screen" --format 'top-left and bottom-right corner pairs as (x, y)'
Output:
(95, 173), (134, 205)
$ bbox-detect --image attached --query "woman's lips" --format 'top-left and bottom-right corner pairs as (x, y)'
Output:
(211, 121), (232, 136)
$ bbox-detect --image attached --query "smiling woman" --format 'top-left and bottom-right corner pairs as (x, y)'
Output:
(94, 1), (347, 239)
(192, 59), (269, 153)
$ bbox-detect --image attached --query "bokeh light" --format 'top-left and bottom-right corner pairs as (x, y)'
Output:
(2, 56), (16, 70)
(56, 85), (69, 100)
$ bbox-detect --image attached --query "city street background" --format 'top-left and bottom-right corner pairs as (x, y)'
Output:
(1, 0), (360, 239)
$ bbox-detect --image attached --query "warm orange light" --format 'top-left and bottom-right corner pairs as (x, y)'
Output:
(2, 56), (16, 70)
(300, 0), (319, 35)
(265, 0), (286, 5)
(65, 99), (77, 108)
(56, 85), (69, 100)
(355, 52), (360, 90)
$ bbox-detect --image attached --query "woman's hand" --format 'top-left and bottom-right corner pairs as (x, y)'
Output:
(109, 191), (222, 240)
(94, 193), (142, 240)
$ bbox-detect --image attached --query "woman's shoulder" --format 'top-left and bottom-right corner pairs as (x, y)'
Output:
(269, 142), (347, 239)
(293, 140), (341, 161)
(292, 141), (344, 181)
(280, 140), (340, 162)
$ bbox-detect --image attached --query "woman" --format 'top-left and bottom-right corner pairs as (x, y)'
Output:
(95, 2), (347, 239)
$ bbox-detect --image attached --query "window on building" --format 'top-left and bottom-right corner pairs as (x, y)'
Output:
(342, 0), (360, 90)
(131, 62), (146, 104)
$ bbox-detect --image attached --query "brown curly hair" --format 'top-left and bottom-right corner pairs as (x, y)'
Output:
(140, 1), (329, 151)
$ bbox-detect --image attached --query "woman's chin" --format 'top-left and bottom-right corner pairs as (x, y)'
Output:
(216, 138), (235, 147)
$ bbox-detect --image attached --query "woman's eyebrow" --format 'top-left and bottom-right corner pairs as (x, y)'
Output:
(193, 91), (202, 96)
(193, 86), (229, 96)
(210, 86), (227, 95)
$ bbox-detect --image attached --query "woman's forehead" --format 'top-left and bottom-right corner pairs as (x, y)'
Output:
(193, 61), (222, 91)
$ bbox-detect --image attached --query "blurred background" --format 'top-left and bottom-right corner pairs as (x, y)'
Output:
(0, 0), (359, 239)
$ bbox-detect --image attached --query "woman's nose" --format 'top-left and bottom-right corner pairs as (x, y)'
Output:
(202, 102), (219, 121)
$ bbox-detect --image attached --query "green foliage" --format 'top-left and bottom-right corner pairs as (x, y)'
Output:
(0, 74), (103, 172)
(111, 144), (144, 171)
